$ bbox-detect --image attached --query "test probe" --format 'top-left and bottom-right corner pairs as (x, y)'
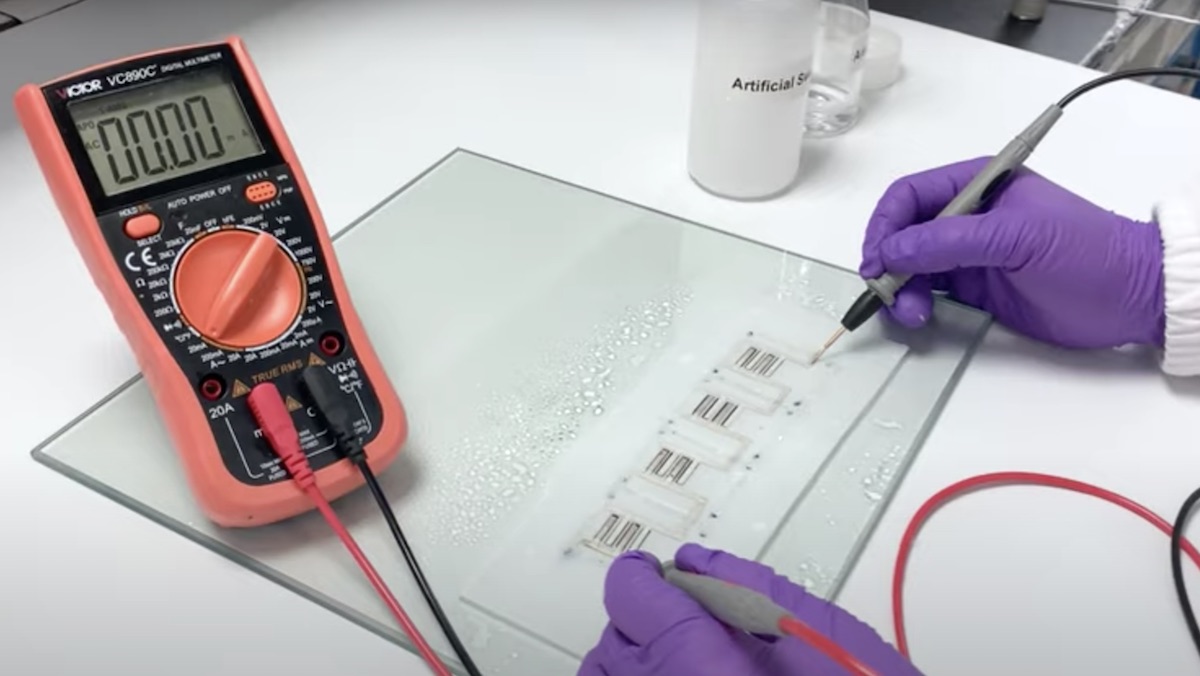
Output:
(813, 66), (1200, 363)
(664, 563), (880, 675)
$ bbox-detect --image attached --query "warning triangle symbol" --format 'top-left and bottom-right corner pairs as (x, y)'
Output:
(231, 380), (251, 398)
(308, 352), (326, 367)
(285, 396), (303, 412)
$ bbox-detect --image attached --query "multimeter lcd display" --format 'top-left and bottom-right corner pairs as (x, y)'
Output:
(67, 68), (264, 197)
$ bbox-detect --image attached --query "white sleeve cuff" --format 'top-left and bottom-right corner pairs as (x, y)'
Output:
(1155, 192), (1200, 376)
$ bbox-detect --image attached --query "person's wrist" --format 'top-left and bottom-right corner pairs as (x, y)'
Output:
(1118, 218), (1166, 348)
(1137, 219), (1167, 349)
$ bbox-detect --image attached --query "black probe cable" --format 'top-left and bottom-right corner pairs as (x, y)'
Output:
(359, 464), (485, 676)
(1173, 486), (1200, 658)
(1055, 66), (1200, 107)
(300, 367), (485, 676)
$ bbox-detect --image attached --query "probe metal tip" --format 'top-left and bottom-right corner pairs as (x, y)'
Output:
(810, 326), (846, 365)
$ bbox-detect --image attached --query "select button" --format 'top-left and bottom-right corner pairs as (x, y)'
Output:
(124, 213), (162, 240)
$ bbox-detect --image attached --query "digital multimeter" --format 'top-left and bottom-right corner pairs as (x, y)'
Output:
(15, 37), (407, 527)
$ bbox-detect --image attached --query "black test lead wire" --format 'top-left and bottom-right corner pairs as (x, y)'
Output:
(300, 367), (485, 676)
(359, 464), (485, 676)
(1172, 486), (1200, 658)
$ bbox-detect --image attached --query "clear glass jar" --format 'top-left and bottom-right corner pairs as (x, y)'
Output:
(805, 0), (870, 137)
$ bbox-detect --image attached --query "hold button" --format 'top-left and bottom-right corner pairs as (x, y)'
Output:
(245, 181), (278, 204)
(124, 213), (161, 240)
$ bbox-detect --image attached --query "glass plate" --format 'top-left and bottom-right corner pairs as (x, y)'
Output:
(33, 150), (990, 674)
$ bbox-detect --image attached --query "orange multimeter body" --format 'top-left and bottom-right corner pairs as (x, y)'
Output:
(15, 37), (406, 527)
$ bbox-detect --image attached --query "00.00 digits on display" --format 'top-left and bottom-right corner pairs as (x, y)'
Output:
(81, 95), (228, 186)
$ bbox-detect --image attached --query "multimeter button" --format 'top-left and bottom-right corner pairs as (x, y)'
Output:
(245, 181), (278, 204)
(173, 230), (303, 349)
(124, 213), (161, 239)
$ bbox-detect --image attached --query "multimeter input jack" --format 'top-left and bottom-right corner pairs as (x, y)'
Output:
(198, 373), (226, 401)
(319, 330), (345, 357)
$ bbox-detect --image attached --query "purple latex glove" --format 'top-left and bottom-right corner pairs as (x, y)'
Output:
(860, 157), (1165, 349)
(578, 544), (921, 676)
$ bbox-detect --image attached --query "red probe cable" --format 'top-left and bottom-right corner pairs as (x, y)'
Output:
(891, 472), (1200, 662)
(779, 616), (879, 675)
(247, 383), (453, 676)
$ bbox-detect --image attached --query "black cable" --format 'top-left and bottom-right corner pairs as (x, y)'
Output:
(299, 367), (484, 676)
(1173, 486), (1200, 659)
(360, 464), (485, 676)
(1057, 66), (1200, 108)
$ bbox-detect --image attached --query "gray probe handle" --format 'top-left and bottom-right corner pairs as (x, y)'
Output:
(864, 104), (1064, 305)
(663, 563), (789, 637)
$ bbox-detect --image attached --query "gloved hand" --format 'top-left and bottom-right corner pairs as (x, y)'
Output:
(578, 544), (921, 675)
(860, 157), (1165, 349)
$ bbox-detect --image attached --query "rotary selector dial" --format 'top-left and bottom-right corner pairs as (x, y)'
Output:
(173, 228), (304, 350)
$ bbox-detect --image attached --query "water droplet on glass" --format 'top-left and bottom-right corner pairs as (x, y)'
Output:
(593, 406), (605, 415)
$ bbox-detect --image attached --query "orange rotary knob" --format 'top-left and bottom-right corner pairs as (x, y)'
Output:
(173, 229), (304, 350)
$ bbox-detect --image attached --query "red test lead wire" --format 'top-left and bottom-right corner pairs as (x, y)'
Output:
(247, 383), (453, 676)
(891, 472), (1200, 661)
(778, 616), (879, 676)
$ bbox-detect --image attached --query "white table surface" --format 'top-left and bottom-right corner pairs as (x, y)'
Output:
(3, 1), (1200, 674)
